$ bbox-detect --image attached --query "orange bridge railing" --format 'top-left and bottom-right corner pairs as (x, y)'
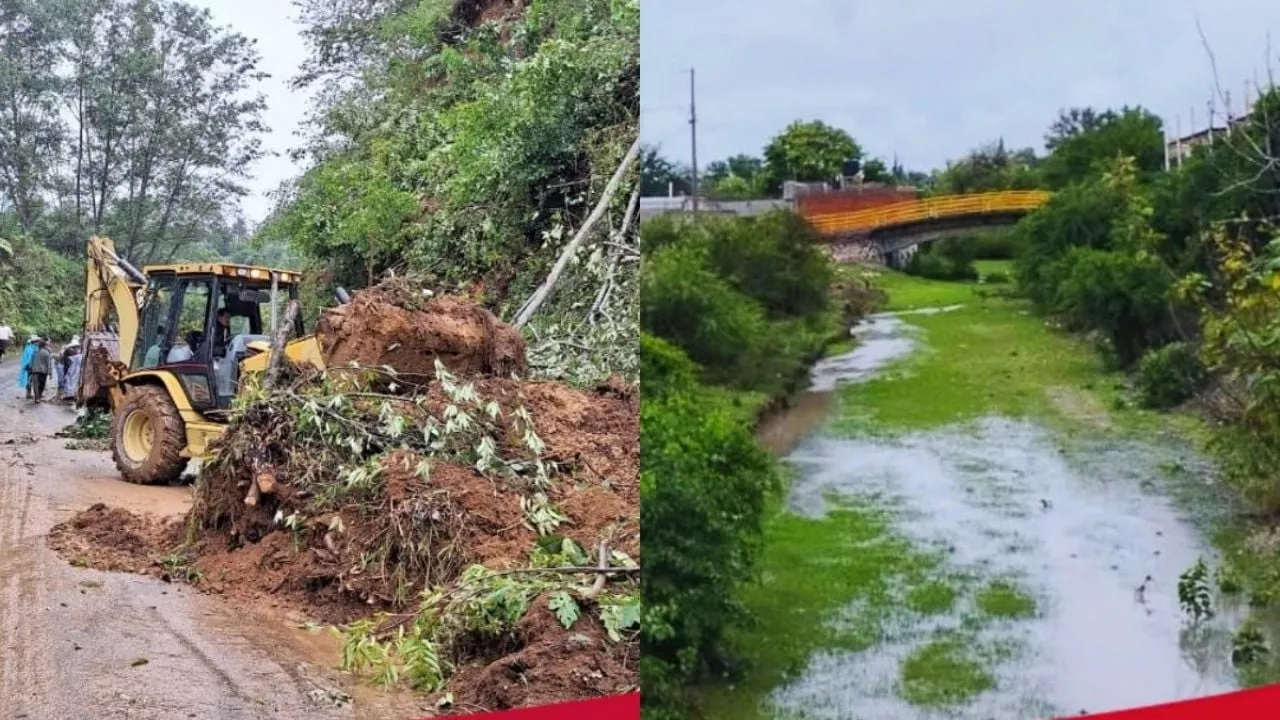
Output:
(805, 190), (1052, 236)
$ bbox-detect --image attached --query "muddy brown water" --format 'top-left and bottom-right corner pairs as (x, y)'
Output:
(758, 312), (1246, 719)
(0, 360), (427, 719)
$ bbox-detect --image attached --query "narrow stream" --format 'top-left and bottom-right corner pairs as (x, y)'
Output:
(763, 311), (1242, 719)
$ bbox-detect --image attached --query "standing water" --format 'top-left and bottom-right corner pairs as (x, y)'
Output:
(764, 310), (1240, 719)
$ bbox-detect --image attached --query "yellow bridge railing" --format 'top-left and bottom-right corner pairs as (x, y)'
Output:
(806, 190), (1052, 236)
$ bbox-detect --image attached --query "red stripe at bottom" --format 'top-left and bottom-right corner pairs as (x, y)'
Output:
(423, 693), (639, 719)
(1066, 684), (1280, 719)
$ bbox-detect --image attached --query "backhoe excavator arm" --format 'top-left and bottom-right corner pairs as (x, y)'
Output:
(80, 236), (145, 406)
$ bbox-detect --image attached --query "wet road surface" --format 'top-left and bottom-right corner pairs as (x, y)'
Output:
(0, 359), (426, 719)
(763, 312), (1240, 719)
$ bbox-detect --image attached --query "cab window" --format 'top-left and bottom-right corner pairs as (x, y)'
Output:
(135, 275), (177, 370)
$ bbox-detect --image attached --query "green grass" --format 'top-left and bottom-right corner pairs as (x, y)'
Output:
(975, 259), (1014, 278)
(976, 580), (1037, 619)
(858, 267), (974, 312)
(906, 580), (960, 615)
(697, 499), (942, 719)
(832, 269), (1196, 436)
(825, 335), (858, 357)
(899, 636), (995, 707)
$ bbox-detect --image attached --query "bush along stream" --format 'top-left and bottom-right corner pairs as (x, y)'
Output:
(696, 267), (1261, 719)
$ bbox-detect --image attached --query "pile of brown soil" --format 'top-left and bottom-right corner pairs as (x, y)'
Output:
(317, 289), (526, 381)
(47, 503), (184, 575)
(188, 374), (639, 621)
(448, 601), (635, 711)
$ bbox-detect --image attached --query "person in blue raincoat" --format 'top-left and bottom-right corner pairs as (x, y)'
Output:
(17, 336), (39, 400)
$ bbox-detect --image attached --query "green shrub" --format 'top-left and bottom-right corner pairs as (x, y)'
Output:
(1137, 341), (1207, 409)
(640, 243), (770, 388)
(969, 232), (1019, 260)
(904, 239), (978, 281)
(698, 211), (833, 321)
(0, 234), (82, 340)
(640, 384), (778, 720)
(640, 332), (699, 399)
(640, 213), (689, 257)
(1055, 246), (1174, 366)
(982, 271), (1010, 285)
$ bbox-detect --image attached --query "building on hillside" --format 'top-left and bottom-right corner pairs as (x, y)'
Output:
(638, 196), (789, 220)
(788, 181), (919, 217)
(1165, 112), (1252, 167)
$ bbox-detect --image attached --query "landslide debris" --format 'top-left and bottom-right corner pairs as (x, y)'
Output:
(316, 280), (527, 382)
(47, 280), (639, 713)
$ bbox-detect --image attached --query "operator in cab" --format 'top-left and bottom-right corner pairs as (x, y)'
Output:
(213, 308), (232, 358)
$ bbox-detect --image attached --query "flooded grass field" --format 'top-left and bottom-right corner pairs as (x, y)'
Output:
(699, 271), (1246, 720)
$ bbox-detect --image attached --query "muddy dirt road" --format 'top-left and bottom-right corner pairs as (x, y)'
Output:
(0, 361), (426, 719)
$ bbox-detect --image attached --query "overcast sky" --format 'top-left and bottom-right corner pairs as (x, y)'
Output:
(641, 0), (1280, 174)
(194, 0), (312, 224)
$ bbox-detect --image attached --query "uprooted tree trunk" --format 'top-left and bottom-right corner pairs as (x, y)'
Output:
(246, 299), (300, 507)
(265, 300), (301, 390)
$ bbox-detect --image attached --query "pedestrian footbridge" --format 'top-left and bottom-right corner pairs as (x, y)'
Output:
(805, 190), (1052, 264)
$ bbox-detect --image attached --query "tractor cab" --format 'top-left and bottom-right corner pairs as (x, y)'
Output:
(132, 263), (304, 412)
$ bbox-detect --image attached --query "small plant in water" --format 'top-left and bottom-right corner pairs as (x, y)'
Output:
(1231, 620), (1269, 667)
(1178, 558), (1214, 623)
(1216, 565), (1244, 595)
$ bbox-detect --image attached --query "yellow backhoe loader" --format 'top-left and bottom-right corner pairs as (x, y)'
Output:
(79, 235), (341, 485)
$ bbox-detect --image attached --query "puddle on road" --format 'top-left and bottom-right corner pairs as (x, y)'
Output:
(762, 310), (1242, 719)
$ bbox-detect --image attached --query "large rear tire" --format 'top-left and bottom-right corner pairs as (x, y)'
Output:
(111, 384), (190, 485)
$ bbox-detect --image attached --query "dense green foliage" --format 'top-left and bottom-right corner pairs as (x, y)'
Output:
(0, 233), (82, 339)
(1038, 106), (1164, 189)
(639, 210), (853, 719)
(639, 211), (836, 396)
(1012, 158), (1183, 366)
(640, 376), (778, 720)
(0, 0), (267, 262)
(270, 0), (638, 299)
(1136, 341), (1206, 409)
(270, 0), (639, 384)
(644, 118), (898, 203)
(932, 140), (1041, 195)
(903, 239), (979, 282)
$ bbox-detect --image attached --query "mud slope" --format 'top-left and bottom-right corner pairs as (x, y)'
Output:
(0, 361), (425, 719)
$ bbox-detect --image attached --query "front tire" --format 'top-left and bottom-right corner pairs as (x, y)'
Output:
(111, 385), (190, 485)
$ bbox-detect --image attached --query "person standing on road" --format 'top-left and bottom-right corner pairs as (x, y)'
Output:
(0, 322), (12, 361)
(17, 336), (38, 399)
(58, 339), (81, 401)
(63, 342), (84, 403)
(29, 339), (52, 403)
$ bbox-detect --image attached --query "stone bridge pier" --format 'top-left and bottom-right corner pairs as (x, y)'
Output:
(824, 236), (918, 268)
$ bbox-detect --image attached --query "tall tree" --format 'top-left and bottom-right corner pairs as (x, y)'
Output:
(0, 0), (64, 231)
(1040, 106), (1163, 189)
(641, 145), (690, 196)
(53, 0), (268, 262)
(762, 119), (861, 191)
(936, 139), (1042, 194)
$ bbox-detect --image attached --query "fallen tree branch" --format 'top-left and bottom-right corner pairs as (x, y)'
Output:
(513, 138), (640, 329)
(587, 187), (641, 326)
(580, 542), (610, 599)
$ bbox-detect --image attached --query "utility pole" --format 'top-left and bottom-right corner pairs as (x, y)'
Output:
(689, 67), (699, 218)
